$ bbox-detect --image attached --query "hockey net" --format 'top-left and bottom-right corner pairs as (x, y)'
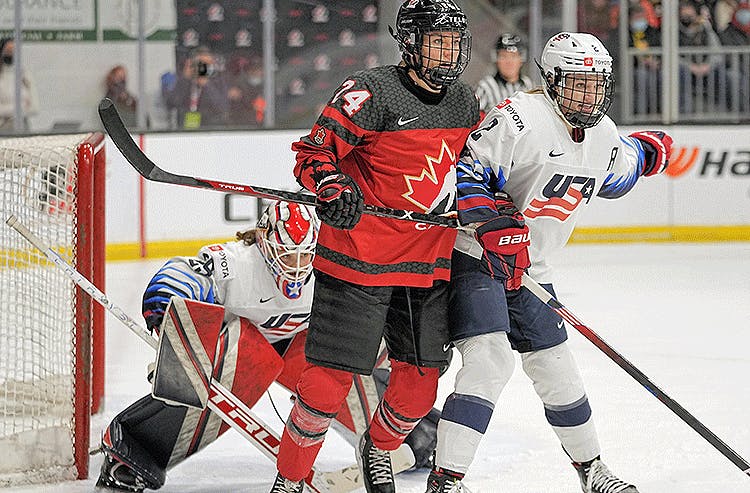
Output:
(0, 133), (106, 485)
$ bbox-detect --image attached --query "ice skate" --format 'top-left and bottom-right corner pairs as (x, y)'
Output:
(95, 452), (147, 492)
(573, 458), (639, 493)
(268, 472), (304, 493)
(425, 466), (467, 493)
(357, 428), (395, 493)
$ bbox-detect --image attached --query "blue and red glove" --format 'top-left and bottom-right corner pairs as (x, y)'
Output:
(315, 172), (364, 230)
(629, 130), (673, 176)
(474, 193), (531, 291)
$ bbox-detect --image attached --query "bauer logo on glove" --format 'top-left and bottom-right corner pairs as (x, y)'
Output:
(494, 231), (531, 247)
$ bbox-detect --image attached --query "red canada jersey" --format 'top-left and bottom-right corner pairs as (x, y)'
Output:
(293, 65), (480, 287)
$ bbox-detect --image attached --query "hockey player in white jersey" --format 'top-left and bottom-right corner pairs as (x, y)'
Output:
(95, 200), (438, 492)
(427, 33), (673, 493)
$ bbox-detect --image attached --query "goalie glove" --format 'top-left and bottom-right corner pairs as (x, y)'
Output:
(474, 192), (531, 291)
(315, 172), (364, 230)
(629, 130), (673, 176)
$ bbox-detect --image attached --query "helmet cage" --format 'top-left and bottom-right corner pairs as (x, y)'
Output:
(393, 0), (471, 89)
(537, 32), (614, 129)
(541, 65), (614, 129)
(256, 202), (317, 289)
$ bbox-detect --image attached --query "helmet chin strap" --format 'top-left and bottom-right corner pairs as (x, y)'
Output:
(417, 67), (445, 91)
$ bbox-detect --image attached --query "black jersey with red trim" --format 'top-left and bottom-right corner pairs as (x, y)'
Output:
(293, 65), (480, 288)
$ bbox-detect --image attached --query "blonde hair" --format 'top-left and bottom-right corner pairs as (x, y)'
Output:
(236, 228), (262, 246)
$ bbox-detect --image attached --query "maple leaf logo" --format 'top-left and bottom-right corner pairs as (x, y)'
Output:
(402, 139), (457, 213)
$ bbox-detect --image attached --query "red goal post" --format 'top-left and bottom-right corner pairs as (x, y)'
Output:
(0, 132), (106, 484)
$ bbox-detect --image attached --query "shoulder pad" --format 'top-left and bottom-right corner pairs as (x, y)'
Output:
(494, 98), (528, 136)
(197, 244), (236, 280)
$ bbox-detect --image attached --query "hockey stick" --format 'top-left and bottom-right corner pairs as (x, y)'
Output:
(521, 273), (750, 478)
(98, 98), (463, 230)
(4, 215), (366, 493)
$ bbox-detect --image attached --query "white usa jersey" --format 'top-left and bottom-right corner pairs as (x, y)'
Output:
(142, 241), (313, 344)
(456, 91), (648, 282)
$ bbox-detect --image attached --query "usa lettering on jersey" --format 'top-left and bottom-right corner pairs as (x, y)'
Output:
(524, 174), (597, 221)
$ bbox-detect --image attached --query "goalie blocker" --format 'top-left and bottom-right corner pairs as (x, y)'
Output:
(100, 298), (437, 491)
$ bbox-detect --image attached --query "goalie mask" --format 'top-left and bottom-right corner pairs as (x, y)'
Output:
(391, 0), (472, 90)
(536, 32), (614, 129)
(256, 201), (318, 299)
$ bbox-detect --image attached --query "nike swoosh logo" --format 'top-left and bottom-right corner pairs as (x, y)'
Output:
(549, 150), (565, 158)
(557, 321), (564, 329)
(397, 116), (420, 126)
(443, 343), (452, 352)
(260, 297), (274, 303)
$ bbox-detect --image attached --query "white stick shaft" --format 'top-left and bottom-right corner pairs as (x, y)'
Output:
(6, 214), (157, 350)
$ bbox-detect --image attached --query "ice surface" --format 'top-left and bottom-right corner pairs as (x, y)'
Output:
(4, 243), (749, 493)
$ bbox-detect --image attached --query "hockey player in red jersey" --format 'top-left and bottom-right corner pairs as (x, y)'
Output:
(427, 33), (673, 493)
(268, 1), (480, 492)
(94, 201), (438, 492)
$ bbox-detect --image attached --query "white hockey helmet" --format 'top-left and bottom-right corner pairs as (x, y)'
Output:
(256, 201), (318, 298)
(536, 32), (614, 129)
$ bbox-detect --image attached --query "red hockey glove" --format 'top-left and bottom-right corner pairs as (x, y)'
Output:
(629, 130), (673, 176)
(315, 172), (364, 230)
(475, 194), (530, 291)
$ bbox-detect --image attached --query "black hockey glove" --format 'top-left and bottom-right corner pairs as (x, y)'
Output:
(475, 192), (531, 291)
(315, 172), (364, 230)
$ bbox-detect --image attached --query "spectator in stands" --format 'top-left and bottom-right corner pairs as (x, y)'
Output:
(577, 0), (619, 52)
(164, 46), (230, 129)
(719, 1), (750, 111)
(475, 33), (533, 114)
(678, 0), (725, 112)
(633, 0), (662, 28)
(226, 53), (266, 127)
(0, 38), (38, 133)
(629, 4), (663, 114)
(719, 1), (750, 41)
(104, 65), (138, 128)
(714, 0), (740, 32)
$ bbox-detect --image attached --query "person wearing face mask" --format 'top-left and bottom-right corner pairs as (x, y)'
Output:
(719, 1), (750, 42)
(714, 0), (740, 32)
(719, 2), (750, 112)
(0, 38), (38, 133)
(226, 53), (266, 127)
(629, 4), (662, 115)
(677, 0), (724, 113)
(105, 65), (139, 128)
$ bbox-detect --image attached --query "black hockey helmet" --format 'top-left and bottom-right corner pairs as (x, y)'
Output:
(391, 0), (471, 89)
(495, 33), (526, 60)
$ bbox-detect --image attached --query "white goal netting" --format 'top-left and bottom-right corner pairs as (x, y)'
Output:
(0, 134), (94, 485)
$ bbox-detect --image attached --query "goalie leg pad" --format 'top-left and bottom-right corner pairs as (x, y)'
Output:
(211, 317), (284, 436)
(404, 407), (441, 469)
(102, 318), (284, 485)
(101, 396), (170, 490)
(152, 297), (225, 409)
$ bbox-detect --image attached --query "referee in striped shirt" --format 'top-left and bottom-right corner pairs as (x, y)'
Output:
(475, 33), (534, 114)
